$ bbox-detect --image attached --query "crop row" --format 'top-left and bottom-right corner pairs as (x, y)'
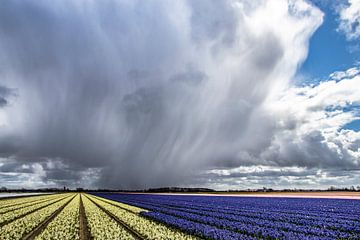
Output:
(155, 197), (360, 224)
(0, 194), (63, 215)
(86, 194), (197, 240)
(0, 194), (71, 226)
(151, 195), (360, 217)
(139, 201), (354, 239)
(0, 194), (57, 211)
(35, 194), (80, 240)
(90, 194), (145, 214)
(82, 194), (135, 239)
(160, 197), (356, 225)
(0, 194), (75, 240)
(111, 196), (359, 236)
(112, 193), (360, 219)
(101, 193), (360, 223)
(143, 211), (258, 240)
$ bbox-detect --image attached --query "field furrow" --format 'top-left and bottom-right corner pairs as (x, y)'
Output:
(79, 195), (91, 240)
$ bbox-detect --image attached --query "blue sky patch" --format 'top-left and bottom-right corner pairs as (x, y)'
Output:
(299, 1), (360, 82)
(343, 119), (360, 131)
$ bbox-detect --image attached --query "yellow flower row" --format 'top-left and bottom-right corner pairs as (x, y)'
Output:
(35, 194), (81, 240)
(0, 194), (63, 214)
(86, 194), (197, 240)
(0, 194), (75, 240)
(90, 194), (146, 214)
(0, 193), (71, 225)
(0, 194), (58, 210)
(82, 194), (135, 240)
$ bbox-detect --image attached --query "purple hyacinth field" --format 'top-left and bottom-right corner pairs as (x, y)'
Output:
(93, 193), (360, 240)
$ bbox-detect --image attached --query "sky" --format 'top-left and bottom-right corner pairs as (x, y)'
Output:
(0, 0), (359, 190)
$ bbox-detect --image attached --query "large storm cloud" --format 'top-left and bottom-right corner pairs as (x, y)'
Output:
(0, 0), (359, 189)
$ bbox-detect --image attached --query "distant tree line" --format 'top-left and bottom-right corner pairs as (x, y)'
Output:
(327, 186), (360, 191)
(225, 186), (360, 192)
(87, 187), (216, 193)
(1, 186), (360, 193)
(0, 186), (70, 193)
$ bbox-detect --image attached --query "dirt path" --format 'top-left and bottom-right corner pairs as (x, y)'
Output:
(79, 194), (91, 240)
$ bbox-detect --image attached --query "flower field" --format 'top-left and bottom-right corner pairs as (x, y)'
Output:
(0, 192), (359, 239)
(93, 193), (360, 240)
(0, 193), (195, 240)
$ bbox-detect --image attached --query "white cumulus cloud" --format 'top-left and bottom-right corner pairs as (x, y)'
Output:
(338, 0), (360, 40)
(202, 67), (360, 189)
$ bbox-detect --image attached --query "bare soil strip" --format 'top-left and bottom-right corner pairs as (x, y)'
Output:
(0, 195), (70, 228)
(79, 194), (91, 240)
(85, 195), (145, 240)
(22, 194), (76, 240)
